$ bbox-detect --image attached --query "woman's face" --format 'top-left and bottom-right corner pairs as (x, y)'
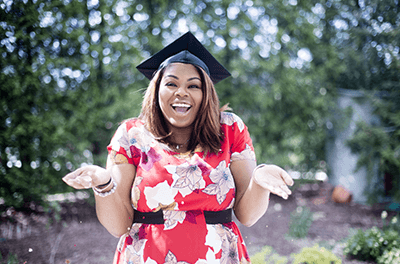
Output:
(158, 63), (203, 132)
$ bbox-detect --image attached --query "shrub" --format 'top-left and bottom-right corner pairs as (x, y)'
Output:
(377, 248), (400, 264)
(251, 246), (273, 264)
(291, 244), (342, 264)
(383, 213), (400, 233)
(288, 206), (314, 238)
(250, 246), (288, 264)
(343, 226), (400, 262)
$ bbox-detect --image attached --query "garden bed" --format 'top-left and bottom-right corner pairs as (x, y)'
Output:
(0, 181), (394, 263)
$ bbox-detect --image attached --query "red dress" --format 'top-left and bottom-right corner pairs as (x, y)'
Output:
(108, 112), (255, 264)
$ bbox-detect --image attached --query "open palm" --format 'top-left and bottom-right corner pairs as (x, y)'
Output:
(62, 165), (109, 189)
(253, 164), (294, 200)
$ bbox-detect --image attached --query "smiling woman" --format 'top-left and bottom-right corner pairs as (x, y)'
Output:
(158, 63), (203, 138)
(62, 32), (294, 264)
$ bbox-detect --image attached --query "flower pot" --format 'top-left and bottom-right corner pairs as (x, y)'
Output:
(332, 185), (352, 203)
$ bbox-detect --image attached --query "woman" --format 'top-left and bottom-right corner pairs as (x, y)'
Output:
(63, 32), (293, 263)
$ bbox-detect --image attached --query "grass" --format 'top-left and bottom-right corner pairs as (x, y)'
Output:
(0, 253), (19, 264)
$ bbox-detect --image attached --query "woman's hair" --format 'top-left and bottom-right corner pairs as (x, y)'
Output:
(139, 64), (224, 154)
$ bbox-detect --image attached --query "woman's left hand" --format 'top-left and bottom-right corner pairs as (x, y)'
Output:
(253, 164), (294, 200)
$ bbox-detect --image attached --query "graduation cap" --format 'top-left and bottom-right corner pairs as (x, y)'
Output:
(136, 32), (231, 84)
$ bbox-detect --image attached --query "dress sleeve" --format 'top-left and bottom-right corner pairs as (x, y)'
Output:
(107, 121), (135, 165)
(221, 112), (256, 162)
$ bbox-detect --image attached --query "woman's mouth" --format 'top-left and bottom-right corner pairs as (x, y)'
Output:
(172, 103), (192, 114)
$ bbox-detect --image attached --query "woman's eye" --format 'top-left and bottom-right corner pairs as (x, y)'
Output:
(189, 84), (200, 89)
(166, 82), (177, 87)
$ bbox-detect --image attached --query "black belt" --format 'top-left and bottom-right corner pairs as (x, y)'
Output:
(133, 209), (232, 224)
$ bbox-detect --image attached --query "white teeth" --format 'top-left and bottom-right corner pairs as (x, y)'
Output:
(172, 103), (191, 108)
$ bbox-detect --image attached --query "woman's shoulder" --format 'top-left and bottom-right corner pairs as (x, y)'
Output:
(220, 112), (245, 131)
(118, 117), (144, 131)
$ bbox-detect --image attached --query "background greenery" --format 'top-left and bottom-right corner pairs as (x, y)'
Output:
(1, 0), (399, 209)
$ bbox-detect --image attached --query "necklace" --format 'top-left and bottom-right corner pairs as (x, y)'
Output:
(170, 139), (189, 150)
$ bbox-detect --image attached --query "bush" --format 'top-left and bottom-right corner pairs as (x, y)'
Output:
(291, 244), (342, 264)
(250, 246), (288, 264)
(343, 226), (400, 262)
(377, 248), (400, 264)
(288, 206), (314, 238)
(383, 213), (400, 233)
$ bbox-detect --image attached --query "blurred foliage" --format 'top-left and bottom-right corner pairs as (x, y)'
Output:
(340, 0), (400, 203)
(291, 244), (342, 264)
(347, 120), (400, 203)
(344, 226), (400, 262)
(377, 247), (400, 264)
(0, 0), (143, 208)
(288, 206), (314, 238)
(0, 253), (19, 264)
(250, 246), (288, 264)
(344, 213), (400, 262)
(0, 0), (399, 208)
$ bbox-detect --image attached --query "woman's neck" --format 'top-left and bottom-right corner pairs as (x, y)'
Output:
(167, 127), (192, 152)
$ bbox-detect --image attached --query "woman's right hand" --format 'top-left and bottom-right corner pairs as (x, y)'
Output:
(62, 165), (110, 189)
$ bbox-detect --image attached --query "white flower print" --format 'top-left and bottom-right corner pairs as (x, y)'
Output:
(215, 225), (240, 264)
(144, 257), (158, 264)
(131, 177), (143, 209)
(117, 223), (148, 263)
(166, 163), (206, 198)
(124, 247), (142, 264)
(128, 125), (156, 153)
(203, 161), (235, 204)
(110, 122), (131, 158)
(205, 224), (222, 254)
(164, 251), (190, 264)
(144, 181), (179, 210)
(221, 112), (245, 132)
(173, 163), (203, 190)
(205, 225), (240, 264)
(129, 223), (147, 253)
(195, 248), (220, 264)
(231, 144), (256, 162)
(163, 210), (186, 230)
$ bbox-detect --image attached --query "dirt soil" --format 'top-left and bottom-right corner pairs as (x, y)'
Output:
(0, 181), (394, 264)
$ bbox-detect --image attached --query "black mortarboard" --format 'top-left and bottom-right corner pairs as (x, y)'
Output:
(136, 32), (231, 84)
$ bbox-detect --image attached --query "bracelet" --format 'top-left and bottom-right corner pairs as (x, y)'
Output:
(92, 178), (117, 197)
(96, 177), (112, 188)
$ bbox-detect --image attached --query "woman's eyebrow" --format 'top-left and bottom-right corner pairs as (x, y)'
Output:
(164, 74), (179, 80)
(164, 75), (201, 82)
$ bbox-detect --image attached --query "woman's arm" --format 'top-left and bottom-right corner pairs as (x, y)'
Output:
(95, 156), (136, 237)
(231, 160), (293, 227)
(63, 155), (136, 237)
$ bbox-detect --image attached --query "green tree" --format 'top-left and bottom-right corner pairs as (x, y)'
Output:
(336, 0), (400, 202)
(2, 0), (398, 209)
(0, 0), (142, 208)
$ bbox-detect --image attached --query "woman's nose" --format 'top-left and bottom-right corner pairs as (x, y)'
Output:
(175, 86), (188, 97)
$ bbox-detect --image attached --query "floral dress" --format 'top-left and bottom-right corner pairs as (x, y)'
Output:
(108, 112), (255, 264)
